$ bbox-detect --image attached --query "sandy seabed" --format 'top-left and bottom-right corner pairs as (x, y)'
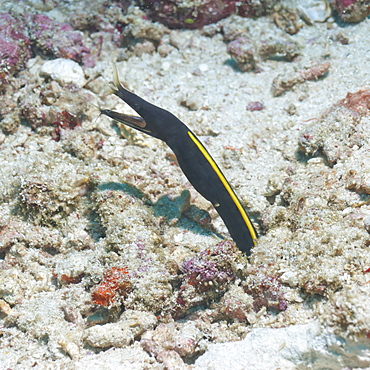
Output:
(0, 1), (370, 369)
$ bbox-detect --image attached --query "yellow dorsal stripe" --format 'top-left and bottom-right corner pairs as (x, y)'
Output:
(187, 131), (257, 242)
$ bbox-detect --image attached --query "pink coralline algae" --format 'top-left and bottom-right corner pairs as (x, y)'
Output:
(243, 274), (287, 313)
(181, 254), (233, 293)
(174, 241), (238, 318)
(20, 102), (82, 141)
(139, 0), (278, 29)
(332, 0), (370, 23)
(51, 110), (82, 141)
(26, 14), (95, 68)
(0, 13), (32, 89)
(0, 12), (95, 89)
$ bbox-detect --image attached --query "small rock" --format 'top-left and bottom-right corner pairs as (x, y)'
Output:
(0, 299), (12, 316)
(198, 63), (209, 72)
(247, 101), (264, 111)
(227, 36), (256, 72)
(363, 216), (370, 233)
(84, 310), (157, 348)
(332, 0), (370, 23)
(280, 271), (299, 287)
(169, 30), (191, 49)
(0, 112), (20, 134)
(40, 58), (86, 88)
(84, 321), (134, 348)
(158, 44), (174, 57)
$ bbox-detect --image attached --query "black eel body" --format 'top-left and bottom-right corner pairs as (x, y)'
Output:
(101, 71), (258, 255)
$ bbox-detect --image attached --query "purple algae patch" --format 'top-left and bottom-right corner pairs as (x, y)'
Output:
(26, 14), (95, 68)
(0, 13), (32, 88)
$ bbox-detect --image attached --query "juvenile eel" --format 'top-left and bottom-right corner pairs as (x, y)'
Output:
(101, 68), (258, 255)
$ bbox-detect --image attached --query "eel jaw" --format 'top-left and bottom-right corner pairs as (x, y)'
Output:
(100, 109), (151, 134)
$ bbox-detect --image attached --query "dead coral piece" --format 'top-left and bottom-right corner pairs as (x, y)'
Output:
(332, 0), (370, 23)
(323, 283), (370, 337)
(91, 187), (160, 247)
(0, 112), (20, 134)
(227, 36), (256, 72)
(220, 285), (254, 322)
(299, 89), (370, 164)
(7, 292), (70, 340)
(19, 82), (85, 140)
(122, 9), (169, 41)
(84, 310), (157, 349)
(221, 15), (250, 41)
(19, 179), (81, 226)
(340, 89), (370, 116)
(342, 147), (370, 196)
(141, 321), (203, 363)
(0, 220), (62, 254)
(298, 61), (331, 81)
(272, 61), (330, 97)
(259, 39), (301, 61)
(257, 157), (370, 295)
(272, 4), (304, 35)
(243, 269), (287, 313)
(40, 58), (86, 88)
(61, 129), (102, 160)
(69, 0), (131, 32)
(228, 36), (301, 72)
